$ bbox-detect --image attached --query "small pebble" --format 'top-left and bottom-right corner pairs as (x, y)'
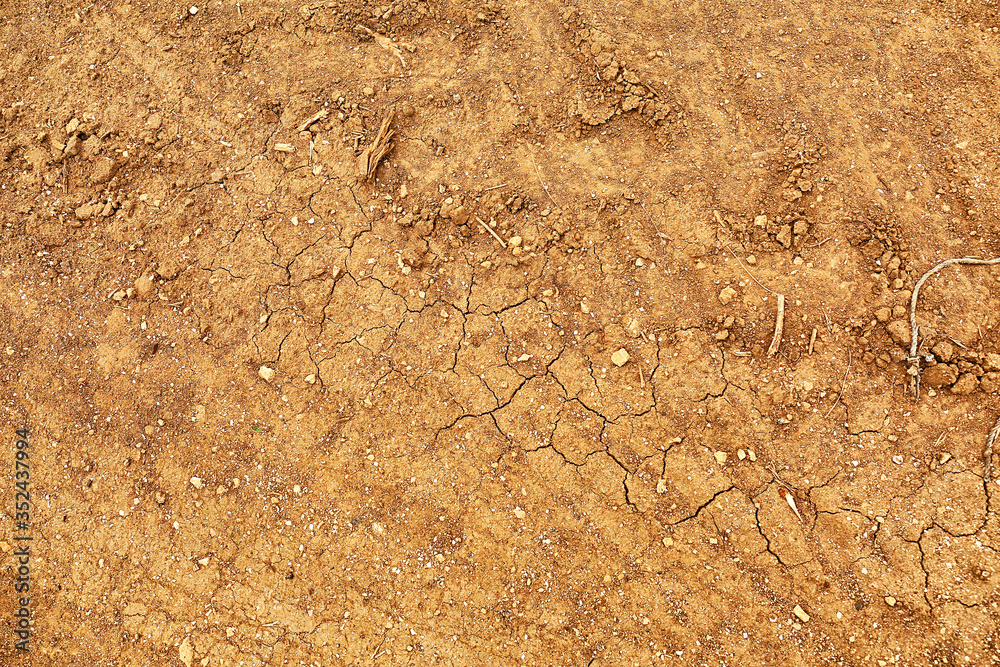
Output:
(258, 365), (276, 382)
(611, 348), (630, 367)
(189, 5), (198, 14)
(748, 450), (757, 462)
(714, 451), (727, 465)
(190, 477), (203, 489)
(792, 605), (810, 622)
(885, 596), (896, 607)
(737, 449), (746, 460)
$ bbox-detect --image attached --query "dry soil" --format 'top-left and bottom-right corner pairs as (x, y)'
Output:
(2, 0), (1000, 665)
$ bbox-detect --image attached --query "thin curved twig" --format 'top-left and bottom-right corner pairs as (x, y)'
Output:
(987, 415), (999, 484)
(907, 256), (1000, 400)
(824, 350), (852, 418)
(725, 245), (775, 294)
(905, 255), (1000, 487)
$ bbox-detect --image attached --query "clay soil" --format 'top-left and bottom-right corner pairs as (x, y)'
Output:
(2, 0), (1000, 664)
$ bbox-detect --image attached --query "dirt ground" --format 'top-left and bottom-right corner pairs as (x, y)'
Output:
(1, 0), (1000, 664)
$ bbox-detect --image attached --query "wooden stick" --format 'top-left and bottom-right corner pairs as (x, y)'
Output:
(767, 294), (785, 357)
(483, 183), (508, 191)
(477, 217), (506, 248)
(296, 108), (329, 133)
(808, 327), (817, 355)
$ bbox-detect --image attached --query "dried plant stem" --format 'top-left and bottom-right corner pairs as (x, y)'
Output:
(477, 217), (507, 248)
(640, 201), (661, 236)
(358, 110), (395, 182)
(767, 294), (786, 357)
(824, 351), (852, 418)
(986, 415), (1000, 484)
(529, 153), (558, 206)
(725, 246), (775, 294)
(908, 256), (1000, 400)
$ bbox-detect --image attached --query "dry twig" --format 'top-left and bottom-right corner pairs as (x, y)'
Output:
(296, 108), (328, 133)
(476, 217), (507, 248)
(767, 294), (786, 357)
(986, 415), (999, 484)
(529, 153), (558, 206)
(907, 256), (1000, 400)
(821, 305), (832, 333)
(725, 246), (775, 294)
(824, 350), (852, 418)
(640, 201), (661, 235)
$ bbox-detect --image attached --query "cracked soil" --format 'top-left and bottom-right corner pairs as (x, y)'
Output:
(2, 0), (1000, 665)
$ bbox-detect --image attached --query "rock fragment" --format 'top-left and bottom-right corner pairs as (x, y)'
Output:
(179, 637), (193, 667)
(984, 353), (1000, 372)
(951, 372), (978, 395)
(134, 274), (155, 297)
(90, 157), (119, 185)
(931, 341), (954, 363)
(885, 320), (911, 347)
(611, 348), (630, 367)
(922, 364), (957, 388)
(981, 372), (1000, 393)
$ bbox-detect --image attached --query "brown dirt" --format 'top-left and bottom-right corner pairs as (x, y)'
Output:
(2, 0), (1000, 664)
